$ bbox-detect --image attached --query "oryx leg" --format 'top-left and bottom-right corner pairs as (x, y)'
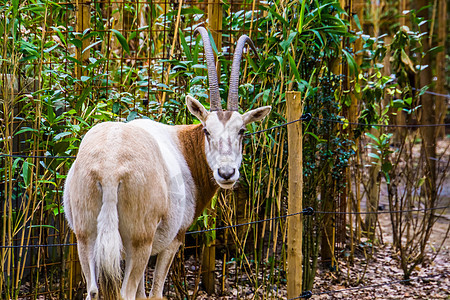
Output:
(136, 275), (147, 298)
(77, 238), (98, 300)
(149, 238), (182, 299)
(121, 241), (153, 300)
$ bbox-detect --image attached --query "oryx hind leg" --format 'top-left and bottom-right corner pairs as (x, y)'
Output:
(120, 239), (154, 300)
(77, 238), (98, 300)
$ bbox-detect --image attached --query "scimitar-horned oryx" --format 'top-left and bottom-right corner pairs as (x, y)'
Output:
(63, 27), (271, 300)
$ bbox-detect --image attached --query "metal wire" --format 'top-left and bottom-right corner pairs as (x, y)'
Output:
(0, 154), (76, 159)
(0, 243), (77, 249)
(314, 205), (449, 215)
(411, 87), (450, 99)
(312, 117), (450, 128)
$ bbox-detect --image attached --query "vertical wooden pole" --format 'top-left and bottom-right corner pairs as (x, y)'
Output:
(208, 0), (223, 79)
(208, 0), (223, 54)
(75, 0), (90, 78)
(287, 91), (303, 298)
(202, 200), (217, 294)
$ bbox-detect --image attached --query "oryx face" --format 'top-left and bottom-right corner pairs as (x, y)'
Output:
(187, 96), (271, 189)
(188, 27), (271, 188)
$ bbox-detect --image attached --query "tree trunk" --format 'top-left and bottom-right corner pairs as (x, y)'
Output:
(416, 0), (437, 205)
(435, 0), (447, 138)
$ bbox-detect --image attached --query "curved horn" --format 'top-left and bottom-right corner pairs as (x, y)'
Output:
(227, 35), (258, 111)
(194, 27), (222, 111)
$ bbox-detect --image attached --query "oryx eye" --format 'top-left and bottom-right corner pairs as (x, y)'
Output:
(203, 128), (210, 136)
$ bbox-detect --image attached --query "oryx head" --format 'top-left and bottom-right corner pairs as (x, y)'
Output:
(187, 27), (271, 189)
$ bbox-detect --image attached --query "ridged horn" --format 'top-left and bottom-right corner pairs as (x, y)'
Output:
(194, 26), (222, 111)
(227, 35), (258, 111)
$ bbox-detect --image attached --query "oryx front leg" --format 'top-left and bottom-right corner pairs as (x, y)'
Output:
(149, 238), (182, 299)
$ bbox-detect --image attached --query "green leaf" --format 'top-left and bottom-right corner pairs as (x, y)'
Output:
(44, 43), (59, 53)
(400, 49), (415, 73)
(126, 111), (137, 122)
(51, 26), (67, 46)
(165, 7), (204, 17)
(22, 160), (32, 186)
(28, 224), (59, 232)
(287, 52), (301, 83)
(12, 0), (19, 13)
(368, 152), (380, 160)
(305, 131), (325, 142)
(54, 141), (70, 154)
(53, 132), (72, 141)
(69, 38), (82, 49)
(427, 45), (444, 56)
(355, 82), (361, 93)
(298, 0), (307, 34)
(352, 13), (362, 31)
(417, 177), (426, 187)
(207, 30), (218, 55)
(82, 40), (102, 54)
(280, 32), (297, 52)
(15, 127), (39, 136)
(258, 5), (289, 27)
(384, 173), (391, 184)
(365, 132), (379, 143)
(342, 49), (358, 76)
(12, 158), (22, 174)
(111, 29), (130, 54)
(64, 55), (82, 65)
(381, 162), (392, 173)
(192, 35), (201, 64)
(112, 102), (121, 114)
(179, 29), (192, 61)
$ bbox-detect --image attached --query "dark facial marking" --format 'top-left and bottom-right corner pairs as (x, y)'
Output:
(217, 111), (234, 125)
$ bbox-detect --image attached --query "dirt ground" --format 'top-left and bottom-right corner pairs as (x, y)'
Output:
(309, 212), (449, 299)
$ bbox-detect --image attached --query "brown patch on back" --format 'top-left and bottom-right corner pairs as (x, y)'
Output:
(216, 111), (234, 125)
(177, 124), (219, 218)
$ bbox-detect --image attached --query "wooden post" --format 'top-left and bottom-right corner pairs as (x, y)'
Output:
(208, 0), (223, 55)
(201, 239), (216, 294)
(201, 200), (217, 295)
(75, 0), (90, 78)
(286, 91), (303, 298)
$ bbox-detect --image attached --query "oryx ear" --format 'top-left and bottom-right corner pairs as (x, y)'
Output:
(242, 106), (271, 125)
(186, 95), (209, 123)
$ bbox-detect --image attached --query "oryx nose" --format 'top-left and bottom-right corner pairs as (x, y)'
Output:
(218, 167), (236, 180)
